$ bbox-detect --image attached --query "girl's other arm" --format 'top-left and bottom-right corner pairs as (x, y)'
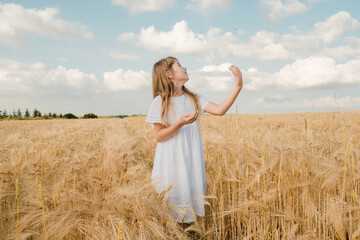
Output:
(204, 65), (243, 116)
(154, 111), (199, 142)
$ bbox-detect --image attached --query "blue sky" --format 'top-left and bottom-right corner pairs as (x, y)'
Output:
(0, 0), (359, 115)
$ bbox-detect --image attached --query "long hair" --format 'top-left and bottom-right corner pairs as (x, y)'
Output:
(152, 56), (200, 126)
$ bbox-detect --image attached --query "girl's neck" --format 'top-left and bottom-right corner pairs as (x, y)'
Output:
(173, 91), (184, 97)
(173, 85), (184, 96)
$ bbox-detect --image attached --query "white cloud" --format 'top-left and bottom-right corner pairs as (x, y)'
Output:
(111, 0), (175, 14)
(189, 74), (233, 91)
(198, 62), (232, 72)
(118, 12), (359, 62)
(186, 62), (234, 91)
(323, 37), (360, 61)
(247, 57), (360, 90)
(260, 0), (308, 20)
(118, 20), (291, 61)
(103, 69), (151, 91)
(252, 12), (360, 60)
(187, 57), (360, 92)
(126, 20), (209, 53)
(0, 2), (93, 47)
(312, 11), (360, 43)
(255, 95), (360, 109)
(186, 0), (231, 14)
(0, 58), (100, 93)
(273, 57), (339, 88)
(108, 51), (141, 61)
(225, 30), (291, 60)
(0, 57), (152, 94)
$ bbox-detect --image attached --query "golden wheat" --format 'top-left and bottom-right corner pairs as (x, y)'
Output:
(0, 111), (359, 239)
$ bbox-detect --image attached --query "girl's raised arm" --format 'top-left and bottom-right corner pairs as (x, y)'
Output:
(204, 65), (243, 116)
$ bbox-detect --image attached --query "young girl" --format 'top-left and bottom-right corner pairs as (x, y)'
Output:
(145, 56), (243, 224)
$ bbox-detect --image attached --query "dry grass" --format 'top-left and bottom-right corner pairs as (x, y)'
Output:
(1, 111), (359, 239)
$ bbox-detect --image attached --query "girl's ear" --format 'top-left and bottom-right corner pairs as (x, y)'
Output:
(166, 70), (173, 79)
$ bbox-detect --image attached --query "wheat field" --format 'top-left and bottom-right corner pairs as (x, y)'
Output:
(1, 111), (359, 239)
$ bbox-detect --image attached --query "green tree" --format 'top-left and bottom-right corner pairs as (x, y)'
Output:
(3, 109), (8, 118)
(25, 108), (30, 118)
(64, 113), (77, 119)
(33, 108), (42, 117)
(17, 109), (22, 118)
(33, 109), (38, 118)
(83, 113), (98, 119)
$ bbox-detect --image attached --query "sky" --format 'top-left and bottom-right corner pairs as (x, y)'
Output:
(0, 0), (359, 116)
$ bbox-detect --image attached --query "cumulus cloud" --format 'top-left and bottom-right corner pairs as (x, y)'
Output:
(186, 62), (234, 91)
(118, 12), (359, 62)
(323, 37), (360, 61)
(247, 57), (360, 90)
(0, 57), (153, 94)
(118, 20), (291, 61)
(186, 57), (360, 92)
(225, 30), (291, 60)
(313, 11), (359, 43)
(255, 95), (360, 109)
(103, 69), (151, 91)
(119, 21), (209, 53)
(186, 0), (232, 14)
(278, 11), (359, 56)
(260, 0), (308, 20)
(111, 0), (175, 14)
(0, 2), (93, 47)
(245, 11), (360, 60)
(0, 58), (100, 93)
(198, 62), (232, 72)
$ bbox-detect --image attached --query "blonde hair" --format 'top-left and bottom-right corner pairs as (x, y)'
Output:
(152, 56), (200, 126)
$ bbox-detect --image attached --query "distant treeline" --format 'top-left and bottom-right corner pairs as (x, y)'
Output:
(0, 108), (142, 120)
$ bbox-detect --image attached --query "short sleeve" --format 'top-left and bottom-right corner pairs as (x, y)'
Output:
(197, 94), (210, 114)
(145, 96), (163, 128)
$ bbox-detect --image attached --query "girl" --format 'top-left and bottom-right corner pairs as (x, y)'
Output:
(145, 56), (242, 224)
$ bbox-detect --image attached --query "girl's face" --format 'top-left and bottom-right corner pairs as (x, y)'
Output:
(169, 60), (189, 82)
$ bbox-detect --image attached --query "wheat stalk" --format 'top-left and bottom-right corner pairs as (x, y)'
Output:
(118, 220), (124, 240)
(38, 182), (46, 235)
(15, 178), (20, 237)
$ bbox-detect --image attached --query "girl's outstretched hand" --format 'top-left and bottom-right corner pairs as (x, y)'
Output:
(180, 111), (199, 126)
(229, 65), (243, 89)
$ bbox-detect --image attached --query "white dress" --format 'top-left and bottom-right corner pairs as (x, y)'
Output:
(145, 94), (210, 223)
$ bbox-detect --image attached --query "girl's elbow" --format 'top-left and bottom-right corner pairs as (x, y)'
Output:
(210, 111), (224, 116)
(154, 134), (164, 143)
(216, 110), (225, 116)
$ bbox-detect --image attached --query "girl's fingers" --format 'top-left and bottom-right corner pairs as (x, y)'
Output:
(182, 111), (199, 124)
